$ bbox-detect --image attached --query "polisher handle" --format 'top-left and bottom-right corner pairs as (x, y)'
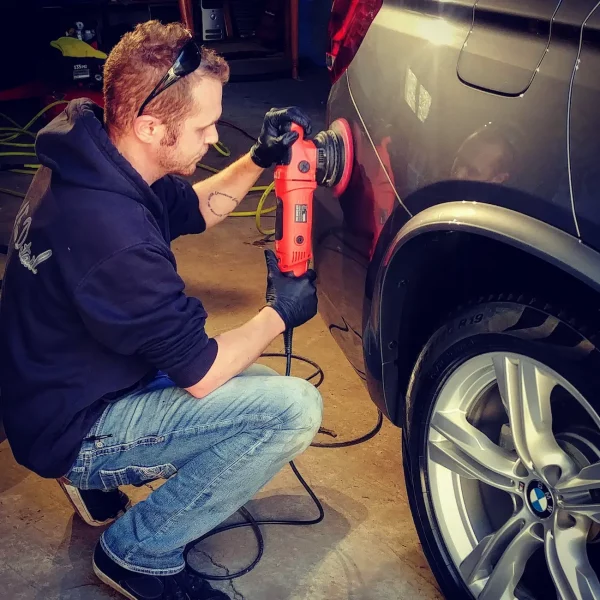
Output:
(273, 180), (317, 276)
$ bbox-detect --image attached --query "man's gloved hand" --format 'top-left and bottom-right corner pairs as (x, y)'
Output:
(264, 249), (317, 330)
(250, 107), (312, 169)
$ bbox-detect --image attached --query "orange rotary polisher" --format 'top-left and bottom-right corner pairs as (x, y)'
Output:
(273, 118), (354, 276)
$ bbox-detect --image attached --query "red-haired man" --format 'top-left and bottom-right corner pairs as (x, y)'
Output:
(0, 20), (321, 600)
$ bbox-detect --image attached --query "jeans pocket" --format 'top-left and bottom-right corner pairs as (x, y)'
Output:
(99, 463), (177, 489)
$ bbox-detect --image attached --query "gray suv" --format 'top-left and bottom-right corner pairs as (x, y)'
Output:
(314, 1), (600, 598)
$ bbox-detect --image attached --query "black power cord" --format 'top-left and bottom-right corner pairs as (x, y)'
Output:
(184, 331), (383, 581)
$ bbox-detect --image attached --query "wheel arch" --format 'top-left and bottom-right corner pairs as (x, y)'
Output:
(367, 202), (600, 428)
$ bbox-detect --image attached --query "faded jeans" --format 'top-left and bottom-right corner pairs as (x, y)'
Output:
(64, 364), (323, 576)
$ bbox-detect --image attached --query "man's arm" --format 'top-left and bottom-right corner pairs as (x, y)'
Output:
(193, 153), (263, 229)
(185, 249), (317, 399)
(185, 306), (284, 398)
(193, 107), (312, 230)
(73, 242), (316, 399)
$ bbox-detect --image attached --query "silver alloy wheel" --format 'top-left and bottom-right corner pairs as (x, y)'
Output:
(427, 352), (600, 600)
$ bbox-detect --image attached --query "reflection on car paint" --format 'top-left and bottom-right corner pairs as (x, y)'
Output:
(405, 67), (433, 123)
(314, 101), (404, 378)
(451, 123), (516, 184)
(342, 121), (398, 259)
(328, 317), (367, 381)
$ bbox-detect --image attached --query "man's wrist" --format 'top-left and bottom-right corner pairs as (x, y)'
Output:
(246, 149), (267, 173)
(249, 144), (270, 169)
(261, 306), (286, 335)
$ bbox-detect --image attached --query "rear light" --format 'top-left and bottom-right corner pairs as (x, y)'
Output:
(326, 0), (383, 84)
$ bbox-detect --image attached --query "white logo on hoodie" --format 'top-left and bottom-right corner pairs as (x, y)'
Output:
(13, 201), (53, 275)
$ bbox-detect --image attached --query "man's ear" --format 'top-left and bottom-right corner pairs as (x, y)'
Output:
(133, 115), (163, 144)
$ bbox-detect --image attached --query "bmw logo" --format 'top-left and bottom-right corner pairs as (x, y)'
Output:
(527, 480), (554, 518)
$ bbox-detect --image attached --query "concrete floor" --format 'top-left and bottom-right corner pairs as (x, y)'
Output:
(0, 69), (442, 600)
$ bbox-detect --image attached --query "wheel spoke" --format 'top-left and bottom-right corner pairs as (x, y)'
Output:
(493, 355), (576, 482)
(429, 410), (521, 492)
(560, 502), (600, 524)
(460, 511), (528, 588)
(557, 461), (600, 495)
(545, 514), (600, 600)
(478, 522), (543, 600)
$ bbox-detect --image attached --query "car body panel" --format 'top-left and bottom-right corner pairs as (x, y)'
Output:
(315, 74), (407, 387)
(347, 0), (578, 233)
(568, 4), (600, 251)
(314, 0), (600, 422)
(457, 0), (562, 96)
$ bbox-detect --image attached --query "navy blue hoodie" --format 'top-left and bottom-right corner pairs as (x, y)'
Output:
(0, 99), (218, 478)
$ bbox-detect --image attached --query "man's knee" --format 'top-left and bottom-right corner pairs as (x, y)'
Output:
(239, 363), (279, 378)
(275, 377), (323, 435)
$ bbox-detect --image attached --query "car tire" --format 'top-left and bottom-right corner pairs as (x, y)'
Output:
(403, 295), (600, 600)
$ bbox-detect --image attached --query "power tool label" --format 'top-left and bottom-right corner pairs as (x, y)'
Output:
(295, 205), (308, 223)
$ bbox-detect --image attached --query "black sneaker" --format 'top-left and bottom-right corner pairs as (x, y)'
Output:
(57, 478), (131, 527)
(93, 543), (231, 600)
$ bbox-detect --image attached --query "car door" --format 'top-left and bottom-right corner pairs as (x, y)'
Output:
(349, 0), (578, 232)
(566, 3), (600, 251)
(316, 0), (582, 391)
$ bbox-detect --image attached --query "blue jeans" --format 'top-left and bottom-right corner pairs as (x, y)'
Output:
(64, 364), (323, 576)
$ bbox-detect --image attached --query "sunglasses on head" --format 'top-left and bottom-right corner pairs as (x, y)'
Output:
(137, 38), (202, 118)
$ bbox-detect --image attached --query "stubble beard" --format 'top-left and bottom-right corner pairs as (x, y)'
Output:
(158, 145), (208, 177)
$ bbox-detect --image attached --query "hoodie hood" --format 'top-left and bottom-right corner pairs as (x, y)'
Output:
(35, 98), (162, 215)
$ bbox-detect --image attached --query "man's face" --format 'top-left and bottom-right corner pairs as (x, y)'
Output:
(157, 77), (223, 177)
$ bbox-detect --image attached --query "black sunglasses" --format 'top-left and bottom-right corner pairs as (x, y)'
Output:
(137, 39), (202, 118)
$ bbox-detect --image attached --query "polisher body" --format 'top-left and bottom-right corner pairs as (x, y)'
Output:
(273, 124), (318, 276)
(273, 118), (353, 277)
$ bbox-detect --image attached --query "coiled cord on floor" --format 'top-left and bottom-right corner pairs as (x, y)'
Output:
(183, 459), (325, 581)
(185, 343), (383, 582)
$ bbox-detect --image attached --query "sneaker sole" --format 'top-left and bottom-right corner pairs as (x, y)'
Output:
(57, 479), (131, 527)
(93, 557), (138, 600)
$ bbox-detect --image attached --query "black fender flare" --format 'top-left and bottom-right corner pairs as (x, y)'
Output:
(364, 201), (600, 425)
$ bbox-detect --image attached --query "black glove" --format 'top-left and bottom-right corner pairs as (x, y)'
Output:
(264, 249), (318, 330)
(250, 107), (312, 169)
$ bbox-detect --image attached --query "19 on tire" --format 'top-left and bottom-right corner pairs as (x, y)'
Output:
(403, 296), (600, 600)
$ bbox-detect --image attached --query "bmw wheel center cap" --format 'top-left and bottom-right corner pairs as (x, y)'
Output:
(527, 480), (554, 518)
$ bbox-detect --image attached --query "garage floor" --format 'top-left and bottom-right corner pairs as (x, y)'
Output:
(0, 68), (442, 600)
